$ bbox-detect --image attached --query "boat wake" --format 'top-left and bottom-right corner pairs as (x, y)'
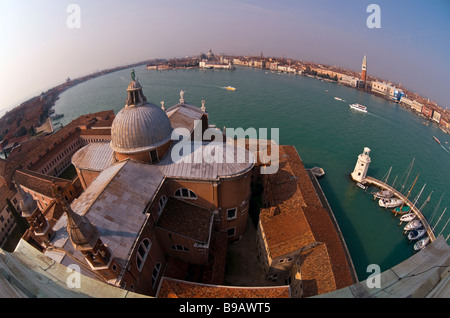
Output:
(222, 86), (236, 91)
(440, 144), (450, 154)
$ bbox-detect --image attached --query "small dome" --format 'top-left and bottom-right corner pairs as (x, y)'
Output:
(110, 80), (173, 154)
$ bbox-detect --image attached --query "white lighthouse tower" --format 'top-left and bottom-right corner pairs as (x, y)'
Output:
(351, 147), (371, 182)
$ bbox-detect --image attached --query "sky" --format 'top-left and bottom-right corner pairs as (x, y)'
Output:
(1, 0), (449, 116)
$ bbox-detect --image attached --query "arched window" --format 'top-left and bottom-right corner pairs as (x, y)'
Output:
(158, 195), (168, 217)
(152, 263), (162, 289)
(136, 238), (151, 271)
(174, 188), (197, 200)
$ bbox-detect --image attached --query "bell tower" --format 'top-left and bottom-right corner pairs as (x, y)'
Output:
(361, 54), (367, 83)
(15, 182), (54, 248)
(351, 147), (371, 182)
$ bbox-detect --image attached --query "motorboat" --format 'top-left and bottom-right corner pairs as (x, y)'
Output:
(379, 197), (403, 208)
(433, 136), (441, 145)
(414, 237), (430, 251)
(357, 182), (366, 190)
(392, 205), (411, 215)
(399, 212), (417, 223)
(407, 229), (426, 241)
(334, 97), (343, 101)
(404, 219), (422, 232)
(373, 190), (393, 199)
(349, 103), (367, 113)
(225, 86), (236, 91)
(311, 167), (325, 178)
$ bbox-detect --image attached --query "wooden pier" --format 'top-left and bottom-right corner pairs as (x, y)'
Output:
(362, 176), (436, 242)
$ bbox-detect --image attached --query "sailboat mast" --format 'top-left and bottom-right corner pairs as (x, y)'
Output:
(432, 207), (447, 232)
(418, 190), (432, 211)
(429, 192), (445, 225)
(405, 174), (419, 201)
(384, 166), (392, 184)
(412, 183), (426, 207)
(391, 174), (398, 188)
(400, 158), (415, 193)
(437, 217), (450, 238)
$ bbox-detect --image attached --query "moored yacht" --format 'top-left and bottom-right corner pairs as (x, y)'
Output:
(379, 197), (403, 208)
(404, 219), (422, 232)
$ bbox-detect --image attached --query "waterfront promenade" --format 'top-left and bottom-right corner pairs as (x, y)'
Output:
(363, 176), (436, 242)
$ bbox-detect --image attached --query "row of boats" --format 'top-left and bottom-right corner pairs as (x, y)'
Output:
(373, 189), (430, 251)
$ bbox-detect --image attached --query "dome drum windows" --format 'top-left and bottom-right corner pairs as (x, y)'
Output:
(174, 188), (197, 200)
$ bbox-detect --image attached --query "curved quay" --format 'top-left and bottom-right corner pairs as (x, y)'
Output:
(362, 176), (436, 242)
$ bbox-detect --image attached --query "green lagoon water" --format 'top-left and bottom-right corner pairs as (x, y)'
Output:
(54, 66), (450, 281)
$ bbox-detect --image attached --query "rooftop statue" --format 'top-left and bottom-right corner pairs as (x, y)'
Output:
(131, 69), (136, 81)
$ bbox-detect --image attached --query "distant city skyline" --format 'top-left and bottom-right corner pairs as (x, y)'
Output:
(1, 0), (449, 116)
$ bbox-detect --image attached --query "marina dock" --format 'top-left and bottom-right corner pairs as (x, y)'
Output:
(362, 176), (436, 242)
(350, 147), (438, 244)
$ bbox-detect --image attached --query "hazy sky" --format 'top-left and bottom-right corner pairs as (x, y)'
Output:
(1, 0), (449, 116)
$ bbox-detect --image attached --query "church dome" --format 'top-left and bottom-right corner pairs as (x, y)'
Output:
(110, 75), (173, 155)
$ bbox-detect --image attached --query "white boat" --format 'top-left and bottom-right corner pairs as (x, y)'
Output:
(414, 237), (430, 251)
(334, 97), (343, 101)
(404, 219), (422, 231)
(357, 182), (366, 189)
(349, 103), (367, 113)
(379, 197), (403, 208)
(311, 167), (325, 178)
(399, 212), (417, 223)
(407, 229), (426, 241)
(373, 190), (393, 199)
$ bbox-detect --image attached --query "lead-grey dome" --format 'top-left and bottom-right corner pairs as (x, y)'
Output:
(110, 79), (173, 154)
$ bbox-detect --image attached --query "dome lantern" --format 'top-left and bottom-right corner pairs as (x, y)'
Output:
(110, 74), (173, 161)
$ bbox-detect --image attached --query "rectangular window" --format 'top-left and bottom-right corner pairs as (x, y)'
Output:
(227, 227), (236, 237)
(150, 150), (158, 163)
(227, 208), (237, 220)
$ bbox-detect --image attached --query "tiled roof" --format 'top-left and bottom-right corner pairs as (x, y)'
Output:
(0, 185), (16, 211)
(157, 198), (213, 243)
(157, 142), (255, 180)
(166, 103), (204, 134)
(50, 160), (165, 267)
(259, 146), (315, 259)
(4, 111), (114, 174)
(71, 142), (115, 172)
(157, 277), (290, 298)
(280, 147), (355, 288)
(260, 145), (355, 290)
(14, 169), (70, 198)
(298, 243), (337, 297)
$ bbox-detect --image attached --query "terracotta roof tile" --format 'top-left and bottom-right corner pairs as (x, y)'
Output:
(298, 243), (336, 297)
(14, 169), (70, 198)
(157, 277), (290, 298)
(157, 198), (213, 243)
(260, 145), (355, 290)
